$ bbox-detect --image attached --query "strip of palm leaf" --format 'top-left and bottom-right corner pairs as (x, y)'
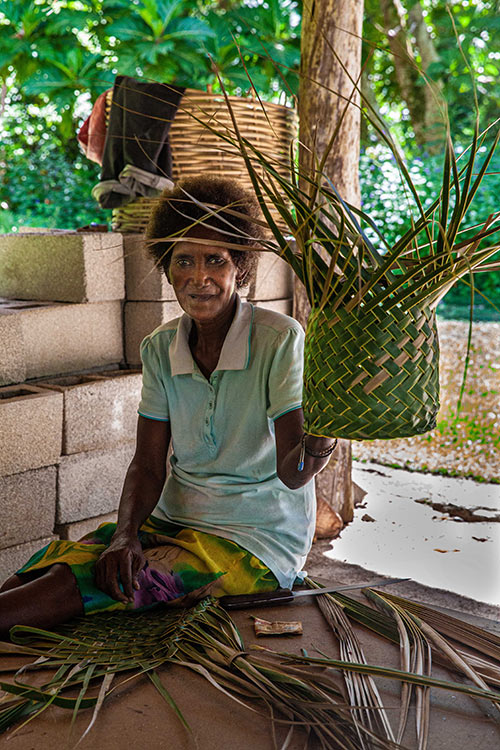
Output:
(305, 584), (500, 699)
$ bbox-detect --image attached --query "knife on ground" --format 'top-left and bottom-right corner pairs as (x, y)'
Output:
(219, 577), (409, 610)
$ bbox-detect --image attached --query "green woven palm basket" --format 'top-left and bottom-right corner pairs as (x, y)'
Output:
(171, 85), (499, 442)
(302, 303), (440, 439)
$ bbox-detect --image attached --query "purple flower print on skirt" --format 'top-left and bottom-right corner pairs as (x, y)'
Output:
(133, 564), (185, 608)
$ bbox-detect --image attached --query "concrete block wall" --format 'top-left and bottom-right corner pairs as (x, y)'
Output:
(246, 251), (294, 310)
(0, 299), (124, 385)
(1, 467), (57, 549)
(124, 234), (175, 301)
(125, 301), (183, 366)
(0, 386), (63, 476)
(0, 229), (295, 582)
(36, 370), (142, 454)
(0, 369), (141, 580)
(0, 231), (128, 580)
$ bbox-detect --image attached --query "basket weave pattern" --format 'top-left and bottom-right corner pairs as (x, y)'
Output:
(112, 89), (296, 233)
(302, 304), (440, 439)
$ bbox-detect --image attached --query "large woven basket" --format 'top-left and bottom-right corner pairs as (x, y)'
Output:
(111, 88), (297, 233)
(302, 303), (440, 439)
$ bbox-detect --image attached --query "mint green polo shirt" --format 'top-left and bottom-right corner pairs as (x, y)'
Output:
(137, 295), (316, 588)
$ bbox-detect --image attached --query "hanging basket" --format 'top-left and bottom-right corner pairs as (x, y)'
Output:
(302, 303), (440, 440)
(111, 88), (297, 233)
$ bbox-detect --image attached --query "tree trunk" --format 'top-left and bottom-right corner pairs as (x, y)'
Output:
(296, 0), (364, 531)
(379, 0), (444, 153)
(408, 2), (445, 152)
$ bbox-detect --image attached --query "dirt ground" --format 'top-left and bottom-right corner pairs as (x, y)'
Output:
(352, 319), (500, 483)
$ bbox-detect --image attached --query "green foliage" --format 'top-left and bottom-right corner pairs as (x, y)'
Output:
(0, 102), (107, 232)
(0, 0), (300, 146)
(1, 0), (499, 268)
(363, 0), (500, 151)
(359, 145), (500, 320)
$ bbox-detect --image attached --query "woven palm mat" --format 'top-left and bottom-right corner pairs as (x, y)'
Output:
(303, 304), (440, 439)
(0, 598), (388, 749)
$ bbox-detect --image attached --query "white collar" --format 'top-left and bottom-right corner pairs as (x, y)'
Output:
(169, 295), (254, 376)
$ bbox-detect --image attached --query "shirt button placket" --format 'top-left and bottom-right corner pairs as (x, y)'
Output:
(205, 383), (216, 447)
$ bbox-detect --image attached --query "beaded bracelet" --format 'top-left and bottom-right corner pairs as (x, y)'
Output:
(297, 434), (338, 471)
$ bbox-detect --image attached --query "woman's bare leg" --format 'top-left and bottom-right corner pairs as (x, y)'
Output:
(0, 564), (84, 640)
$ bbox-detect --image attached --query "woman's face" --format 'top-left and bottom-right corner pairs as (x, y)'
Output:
(169, 238), (240, 324)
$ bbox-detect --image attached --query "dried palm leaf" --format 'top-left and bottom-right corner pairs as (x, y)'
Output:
(305, 578), (395, 749)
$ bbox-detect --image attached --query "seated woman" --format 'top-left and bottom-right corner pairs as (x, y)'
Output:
(0, 176), (338, 639)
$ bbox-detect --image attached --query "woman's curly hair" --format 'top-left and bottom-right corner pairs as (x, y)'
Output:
(146, 175), (266, 289)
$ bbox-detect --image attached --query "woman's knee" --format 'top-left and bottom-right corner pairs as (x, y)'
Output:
(46, 563), (78, 589)
(0, 574), (26, 593)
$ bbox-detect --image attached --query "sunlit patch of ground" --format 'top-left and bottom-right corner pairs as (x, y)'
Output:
(352, 320), (500, 483)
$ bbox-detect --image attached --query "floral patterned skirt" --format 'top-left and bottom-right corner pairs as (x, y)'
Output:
(17, 516), (278, 615)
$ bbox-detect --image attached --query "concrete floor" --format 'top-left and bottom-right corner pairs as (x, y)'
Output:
(307, 461), (500, 622)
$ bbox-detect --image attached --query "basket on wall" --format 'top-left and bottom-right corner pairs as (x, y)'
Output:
(109, 88), (297, 234)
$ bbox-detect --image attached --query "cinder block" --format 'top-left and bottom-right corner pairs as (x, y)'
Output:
(125, 300), (182, 366)
(123, 234), (176, 301)
(56, 512), (117, 541)
(248, 252), (294, 301)
(57, 443), (135, 523)
(0, 385), (63, 476)
(0, 536), (58, 583)
(0, 304), (26, 385)
(253, 299), (293, 316)
(38, 370), (142, 454)
(0, 232), (124, 302)
(0, 466), (57, 548)
(0, 299), (124, 380)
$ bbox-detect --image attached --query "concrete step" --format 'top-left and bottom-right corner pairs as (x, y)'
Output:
(0, 466), (57, 549)
(0, 299), (123, 385)
(124, 300), (182, 366)
(0, 384), (63, 476)
(123, 234), (176, 301)
(0, 232), (124, 303)
(36, 369), (142, 455)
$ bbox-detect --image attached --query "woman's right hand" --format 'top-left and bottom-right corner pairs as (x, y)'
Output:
(94, 533), (146, 604)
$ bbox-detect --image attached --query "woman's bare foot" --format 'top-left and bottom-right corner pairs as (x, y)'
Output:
(0, 572), (38, 592)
